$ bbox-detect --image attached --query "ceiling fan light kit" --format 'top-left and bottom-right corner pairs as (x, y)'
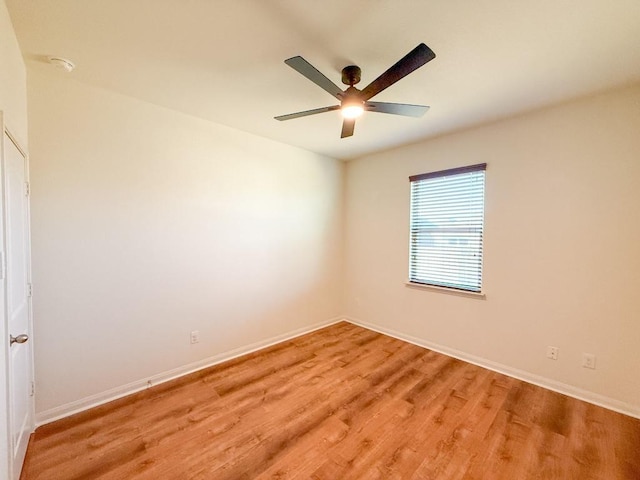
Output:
(275, 43), (436, 138)
(341, 104), (364, 119)
(340, 88), (365, 119)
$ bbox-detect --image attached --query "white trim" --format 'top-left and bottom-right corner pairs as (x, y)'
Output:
(36, 314), (640, 425)
(0, 111), (10, 480)
(36, 317), (343, 426)
(405, 281), (486, 299)
(344, 316), (640, 419)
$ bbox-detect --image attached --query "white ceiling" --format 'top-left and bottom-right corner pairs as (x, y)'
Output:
(7, 0), (640, 160)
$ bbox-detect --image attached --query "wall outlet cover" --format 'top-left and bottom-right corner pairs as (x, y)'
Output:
(546, 346), (559, 360)
(583, 353), (596, 369)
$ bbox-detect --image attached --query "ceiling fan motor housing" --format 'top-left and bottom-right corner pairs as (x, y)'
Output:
(341, 65), (361, 86)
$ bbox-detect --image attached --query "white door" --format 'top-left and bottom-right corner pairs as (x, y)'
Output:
(3, 127), (33, 480)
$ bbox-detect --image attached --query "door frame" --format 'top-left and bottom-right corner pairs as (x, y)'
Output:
(0, 111), (35, 480)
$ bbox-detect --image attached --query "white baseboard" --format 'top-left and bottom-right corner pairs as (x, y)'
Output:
(36, 317), (344, 426)
(37, 315), (639, 426)
(345, 317), (640, 420)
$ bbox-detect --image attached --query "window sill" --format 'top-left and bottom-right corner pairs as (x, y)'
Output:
(405, 281), (486, 300)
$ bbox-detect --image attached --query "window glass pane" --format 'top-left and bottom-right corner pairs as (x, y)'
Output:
(409, 165), (486, 292)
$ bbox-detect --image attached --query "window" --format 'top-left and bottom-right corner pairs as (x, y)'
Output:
(408, 163), (486, 293)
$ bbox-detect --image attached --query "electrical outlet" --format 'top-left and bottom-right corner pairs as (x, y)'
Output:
(546, 346), (559, 360)
(583, 353), (596, 369)
(190, 330), (200, 344)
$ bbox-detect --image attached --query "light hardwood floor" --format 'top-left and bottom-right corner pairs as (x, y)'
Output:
(21, 322), (640, 479)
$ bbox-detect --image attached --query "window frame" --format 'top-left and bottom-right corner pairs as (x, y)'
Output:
(407, 163), (487, 296)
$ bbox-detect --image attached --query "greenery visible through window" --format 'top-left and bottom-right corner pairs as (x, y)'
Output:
(409, 163), (486, 293)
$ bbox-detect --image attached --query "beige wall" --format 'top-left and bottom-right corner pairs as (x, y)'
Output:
(344, 85), (640, 415)
(27, 64), (344, 417)
(17, 26), (640, 421)
(0, 0), (26, 145)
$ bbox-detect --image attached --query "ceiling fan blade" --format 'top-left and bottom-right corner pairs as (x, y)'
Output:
(341, 118), (355, 138)
(275, 105), (340, 121)
(285, 56), (344, 100)
(360, 43), (436, 101)
(366, 101), (430, 117)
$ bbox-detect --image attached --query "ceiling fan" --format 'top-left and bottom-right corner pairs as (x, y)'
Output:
(275, 43), (436, 138)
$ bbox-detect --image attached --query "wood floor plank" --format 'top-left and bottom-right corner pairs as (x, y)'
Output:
(20, 322), (640, 479)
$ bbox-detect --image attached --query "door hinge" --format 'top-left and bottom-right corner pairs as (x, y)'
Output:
(27, 283), (33, 297)
(24, 182), (30, 197)
(30, 381), (35, 397)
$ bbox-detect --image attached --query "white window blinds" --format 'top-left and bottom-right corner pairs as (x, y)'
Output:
(409, 164), (486, 293)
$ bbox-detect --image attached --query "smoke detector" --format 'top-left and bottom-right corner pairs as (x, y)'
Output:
(48, 56), (75, 72)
